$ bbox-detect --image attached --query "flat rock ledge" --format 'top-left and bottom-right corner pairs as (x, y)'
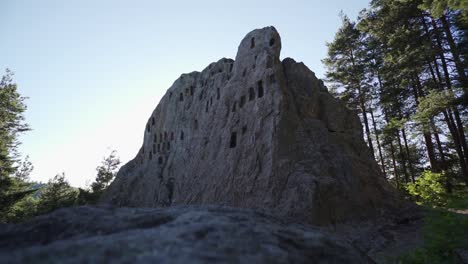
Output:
(0, 206), (372, 264)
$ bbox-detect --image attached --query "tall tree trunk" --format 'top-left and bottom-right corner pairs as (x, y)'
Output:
(427, 60), (442, 90)
(431, 18), (468, 170)
(370, 109), (387, 178)
(350, 49), (375, 160)
(443, 109), (468, 185)
(384, 110), (401, 188)
(447, 109), (468, 186)
(432, 131), (446, 171)
(401, 127), (416, 183)
(389, 141), (400, 190)
(359, 97), (375, 159)
(425, 48), (468, 182)
(423, 14), (468, 181)
(413, 76), (439, 171)
(428, 56), (468, 177)
(397, 130), (410, 184)
(432, 121), (452, 193)
(431, 18), (452, 89)
(423, 132), (439, 171)
(440, 15), (467, 89)
(453, 110), (468, 173)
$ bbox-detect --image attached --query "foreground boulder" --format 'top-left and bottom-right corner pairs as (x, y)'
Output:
(102, 26), (400, 225)
(0, 206), (371, 264)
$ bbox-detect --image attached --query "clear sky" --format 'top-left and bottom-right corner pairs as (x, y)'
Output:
(1, 0), (370, 187)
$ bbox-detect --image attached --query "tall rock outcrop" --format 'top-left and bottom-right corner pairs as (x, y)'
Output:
(102, 26), (399, 225)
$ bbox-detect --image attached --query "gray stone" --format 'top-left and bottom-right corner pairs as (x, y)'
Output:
(0, 206), (372, 264)
(101, 26), (401, 225)
(333, 205), (425, 264)
(455, 248), (468, 264)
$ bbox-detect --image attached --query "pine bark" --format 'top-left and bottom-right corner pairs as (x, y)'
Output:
(413, 76), (439, 172)
(359, 99), (375, 159)
(370, 109), (387, 178)
(440, 15), (467, 89)
(389, 141), (400, 189)
(401, 127), (416, 183)
(349, 49), (375, 159)
(432, 121), (452, 193)
(397, 130), (410, 184)
(431, 17), (468, 180)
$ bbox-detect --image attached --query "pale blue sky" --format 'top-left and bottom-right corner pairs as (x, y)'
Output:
(1, 0), (369, 187)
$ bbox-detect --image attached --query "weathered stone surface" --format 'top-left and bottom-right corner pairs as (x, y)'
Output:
(101, 26), (400, 225)
(455, 248), (468, 264)
(335, 205), (425, 264)
(0, 206), (372, 264)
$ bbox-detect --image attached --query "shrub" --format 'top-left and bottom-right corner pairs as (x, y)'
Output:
(406, 170), (447, 206)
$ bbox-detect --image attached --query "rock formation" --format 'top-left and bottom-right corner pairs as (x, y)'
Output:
(0, 206), (372, 263)
(102, 26), (400, 225)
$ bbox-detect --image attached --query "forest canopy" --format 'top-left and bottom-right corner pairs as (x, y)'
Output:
(323, 0), (467, 192)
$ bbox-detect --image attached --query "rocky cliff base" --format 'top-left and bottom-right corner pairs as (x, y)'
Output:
(0, 205), (426, 264)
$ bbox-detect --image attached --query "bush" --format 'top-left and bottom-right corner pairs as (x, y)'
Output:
(406, 170), (447, 206)
(5, 195), (39, 223)
(36, 173), (78, 215)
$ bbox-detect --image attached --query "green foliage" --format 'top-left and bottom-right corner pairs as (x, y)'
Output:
(0, 177), (38, 223)
(326, 0), (467, 181)
(0, 69), (31, 220)
(419, 0), (467, 18)
(0, 69), (29, 178)
(406, 170), (447, 206)
(413, 91), (453, 131)
(322, 14), (366, 110)
(1, 150), (121, 222)
(5, 194), (39, 223)
(14, 155), (33, 181)
(403, 171), (468, 263)
(91, 150), (120, 194)
(0, 70), (121, 222)
(36, 173), (78, 215)
(383, 118), (407, 134)
(77, 150), (120, 205)
(75, 188), (97, 205)
(400, 210), (468, 263)
(446, 186), (468, 209)
(336, 0), (468, 189)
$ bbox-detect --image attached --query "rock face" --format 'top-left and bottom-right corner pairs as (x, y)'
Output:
(0, 206), (371, 264)
(102, 26), (399, 225)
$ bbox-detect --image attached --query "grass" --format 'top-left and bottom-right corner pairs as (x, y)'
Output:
(399, 187), (468, 264)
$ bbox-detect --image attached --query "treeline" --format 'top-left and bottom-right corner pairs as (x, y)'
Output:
(0, 70), (120, 223)
(323, 0), (467, 193)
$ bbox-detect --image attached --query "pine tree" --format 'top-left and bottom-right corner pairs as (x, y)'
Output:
(91, 150), (120, 194)
(327, 0), (467, 190)
(37, 173), (77, 215)
(77, 150), (121, 205)
(0, 69), (33, 222)
(14, 156), (34, 182)
(323, 14), (376, 159)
